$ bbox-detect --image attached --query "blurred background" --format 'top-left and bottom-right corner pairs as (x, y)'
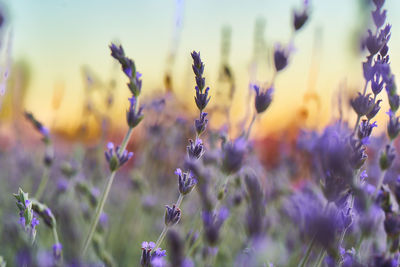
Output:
(1, 0), (400, 140)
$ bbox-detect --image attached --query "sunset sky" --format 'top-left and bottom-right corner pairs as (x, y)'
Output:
(4, 0), (400, 137)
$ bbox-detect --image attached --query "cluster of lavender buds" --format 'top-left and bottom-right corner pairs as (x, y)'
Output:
(14, 188), (39, 243)
(293, 0), (310, 31)
(24, 111), (50, 142)
(253, 85), (273, 114)
(104, 142), (134, 171)
(140, 242), (166, 267)
(14, 188), (63, 264)
(248, 0), (309, 139)
(24, 112), (54, 200)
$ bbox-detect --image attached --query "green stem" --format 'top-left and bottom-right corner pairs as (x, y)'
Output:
(120, 127), (134, 152)
(35, 166), (50, 200)
(352, 115), (361, 136)
(373, 169), (386, 198)
(153, 194), (184, 252)
(82, 127), (133, 256)
(153, 226), (169, 252)
(299, 235), (316, 267)
(314, 249), (326, 267)
(245, 113), (257, 140)
(82, 171), (116, 255)
(176, 194), (184, 208)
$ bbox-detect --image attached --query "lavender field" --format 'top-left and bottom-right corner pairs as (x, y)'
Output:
(1, 0), (400, 266)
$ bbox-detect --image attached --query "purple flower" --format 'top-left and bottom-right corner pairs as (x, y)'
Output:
(109, 43), (142, 96)
(194, 86), (210, 111)
(202, 207), (229, 245)
(253, 85), (273, 114)
(367, 99), (382, 120)
(373, 254), (398, 267)
(191, 51), (204, 79)
(372, 8), (387, 29)
(195, 112), (208, 136)
(365, 30), (382, 55)
(187, 138), (205, 160)
(24, 111), (50, 140)
(363, 59), (375, 81)
(357, 120), (377, 142)
(52, 243), (62, 260)
(14, 189), (39, 241)
(140, 242), (166, 267)
(104, 142), (134, 171)
(293, 2), (309, 31)
(273, 44), (289, 72)
(387, 111), (400, 140)
(176, 168), (197, 195)
(350, 93), (374, 117)
(221, 137), (247, 173)
(126, 96), (144, 128)
(110, 43), (125, 61)
(164, 204), (181, 226)
(373, 0), (385, 9)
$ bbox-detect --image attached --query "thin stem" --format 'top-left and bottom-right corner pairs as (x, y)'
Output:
(298, 235), (316, 267)
(153, 193), (184, 252)
(82, 126), (134, 256)
(120, 127), (134, 152)
(314, 249), (326, 267)
(82, 171), (116, 255)
(362, 80), (369, 96)
(35, 166), (50, 200)
(245, 113), (257, 140)
(373, 169), (386, 198)
(153, 226), (169, 252)
(352, 115), (361, 136)
(176, 194), (184, 208)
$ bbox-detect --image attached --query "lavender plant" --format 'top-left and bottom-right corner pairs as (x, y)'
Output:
(140, 51), (210, 266)
(24, 112), (53, 200)
(81, 43), (141, 255)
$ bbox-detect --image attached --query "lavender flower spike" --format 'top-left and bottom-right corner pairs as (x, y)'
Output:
(104, 142), (134, 171)
(176, 168), (197, 195)
(14, 188), (39, 242)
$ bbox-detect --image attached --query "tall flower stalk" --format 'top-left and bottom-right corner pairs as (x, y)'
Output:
(140, 51), (211, 266)
(24, 112), (54, 200)
(82, 43), (143, 256)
